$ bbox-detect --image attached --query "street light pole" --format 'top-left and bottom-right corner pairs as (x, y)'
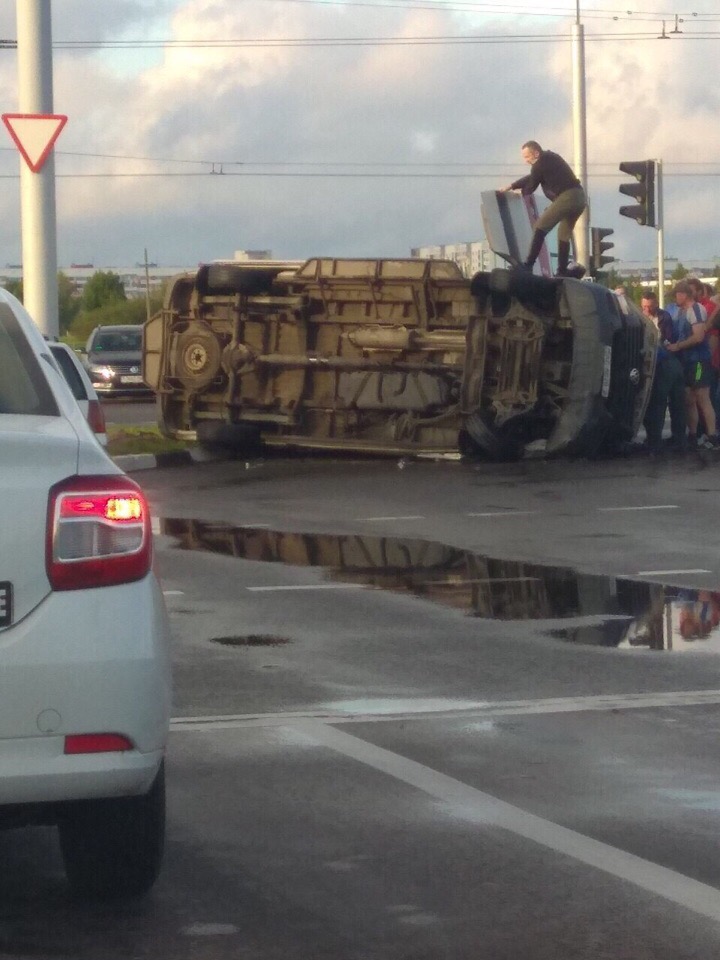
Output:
(16, 0), (59, 337)
(572, 0), (589, 271)
(656, 159), (665, 307)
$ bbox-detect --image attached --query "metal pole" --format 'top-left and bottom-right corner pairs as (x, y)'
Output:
(572, 4), (589, 271)
(656, 159), (665, 307)
(16, 0), (59, 337)
(144, 248), (152, 323)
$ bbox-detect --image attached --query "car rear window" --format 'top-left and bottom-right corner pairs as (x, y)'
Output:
(49, 346), (88, 401)
(0, 302), (58, 416)
(92, 329), (142, 352)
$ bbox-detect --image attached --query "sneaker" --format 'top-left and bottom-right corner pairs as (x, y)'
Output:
(702, 434), (720, 449)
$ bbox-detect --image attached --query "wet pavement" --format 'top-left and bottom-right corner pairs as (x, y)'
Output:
(6, 455), (720, 958)
(162, 519), (720, 653)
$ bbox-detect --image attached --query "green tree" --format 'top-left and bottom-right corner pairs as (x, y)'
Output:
(68, 292), (164, 344)
(4, 278), (23, 301)
(2, 274), (80, 336)
(670, 262), (689, 282)
(58, 271), (80, 336)
(82, 270), (126, 311)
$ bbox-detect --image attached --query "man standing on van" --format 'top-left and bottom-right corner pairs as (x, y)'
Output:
(502, 141), (587, 278)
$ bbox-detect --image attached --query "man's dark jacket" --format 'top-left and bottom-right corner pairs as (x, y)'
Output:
(511, 150), (581, 201)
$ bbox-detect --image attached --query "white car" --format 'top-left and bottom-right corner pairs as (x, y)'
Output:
(0, 289), (172, 899)
(47, 339), (108, 446)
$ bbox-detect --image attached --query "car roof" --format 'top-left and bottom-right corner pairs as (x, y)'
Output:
(91, 324), (143, 332)
(0, 288), (112, 467)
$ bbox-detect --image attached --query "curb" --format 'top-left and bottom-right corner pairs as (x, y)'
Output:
(112, 447), (222, 472)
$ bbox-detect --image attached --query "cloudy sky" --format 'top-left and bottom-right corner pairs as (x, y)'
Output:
(0, 0), (718, 269)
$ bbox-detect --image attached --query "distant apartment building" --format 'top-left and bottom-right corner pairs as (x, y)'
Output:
(0, 250), (276, 301)
(410, 241), (501, 278)
(233, 249), (273, 261)
(613, 258), (719, 284)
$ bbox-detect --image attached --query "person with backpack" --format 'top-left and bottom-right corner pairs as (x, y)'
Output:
(667, 281), (719, 449)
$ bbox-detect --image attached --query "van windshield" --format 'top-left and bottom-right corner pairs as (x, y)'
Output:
(93, 330), (142, 352)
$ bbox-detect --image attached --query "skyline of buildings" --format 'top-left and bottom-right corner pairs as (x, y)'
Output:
(0, 246), (718, 300)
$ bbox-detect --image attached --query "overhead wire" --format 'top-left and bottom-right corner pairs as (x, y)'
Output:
(1, 146), (720, 176)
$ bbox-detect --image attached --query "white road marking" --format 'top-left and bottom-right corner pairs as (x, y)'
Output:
(417, 577), (541, 586)
(170, 688), (720, 732)
(466, 511), (539, 518)
(246, 583), (366, 593)
(182, 923), (239, 937)
(294, 719), (720, 925)
(151, 516), (161, 535)
(356, 515), (425, 522)
(637, 569), (712, 577)
(598, 505), (678, 512)
(163, 590), (185, 596)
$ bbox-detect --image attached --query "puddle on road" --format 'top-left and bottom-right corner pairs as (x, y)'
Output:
(161, 518), (720, 653)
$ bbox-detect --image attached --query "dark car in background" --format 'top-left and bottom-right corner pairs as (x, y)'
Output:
(83, 324), (152, 398)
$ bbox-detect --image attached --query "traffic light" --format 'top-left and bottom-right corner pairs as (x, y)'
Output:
(590, 227), (615, 277)
(619, 160), (656, 227)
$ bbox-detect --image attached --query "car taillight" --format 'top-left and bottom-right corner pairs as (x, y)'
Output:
(86, 398), (107, 440)
(46, 475), (152, 591)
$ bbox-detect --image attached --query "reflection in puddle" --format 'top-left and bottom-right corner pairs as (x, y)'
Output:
(161, 519), (720, 653)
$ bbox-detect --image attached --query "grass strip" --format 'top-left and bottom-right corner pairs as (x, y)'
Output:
(106, 425), (193, 457)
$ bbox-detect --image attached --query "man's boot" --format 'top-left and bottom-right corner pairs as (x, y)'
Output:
(520, 228), (547, 271)
(556, 240), (571, 276)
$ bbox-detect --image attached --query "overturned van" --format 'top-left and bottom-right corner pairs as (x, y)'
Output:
(143, 196), (657, 460)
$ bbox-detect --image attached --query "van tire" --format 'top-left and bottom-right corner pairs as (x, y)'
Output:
(175, 325), (222, 389)
(489, 268), (558, 300)
(204, 264), (276, 296)
(196, 421), (263, 455)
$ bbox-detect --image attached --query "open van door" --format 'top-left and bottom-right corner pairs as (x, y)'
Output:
(480, 190), (553, 278)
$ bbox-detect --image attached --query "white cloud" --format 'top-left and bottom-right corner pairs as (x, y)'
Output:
(0, 0), (718, 267)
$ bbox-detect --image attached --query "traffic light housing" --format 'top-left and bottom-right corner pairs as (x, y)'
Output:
(619, 160), (656, 227)
(590, 227), (615, 277)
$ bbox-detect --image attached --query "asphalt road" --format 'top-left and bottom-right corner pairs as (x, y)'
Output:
(5, 454), (720, 959)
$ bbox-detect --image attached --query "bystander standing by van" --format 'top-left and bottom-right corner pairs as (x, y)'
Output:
(640, 289), (686, 453)
(667, 281), (719, 449)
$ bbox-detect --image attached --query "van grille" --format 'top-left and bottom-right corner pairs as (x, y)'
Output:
(606, 322), (644, 434)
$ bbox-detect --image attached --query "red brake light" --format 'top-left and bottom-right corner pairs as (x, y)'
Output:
(46, 475), (152, 591)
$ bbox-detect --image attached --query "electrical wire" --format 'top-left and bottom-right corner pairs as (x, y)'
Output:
(44, 30), (720, 48)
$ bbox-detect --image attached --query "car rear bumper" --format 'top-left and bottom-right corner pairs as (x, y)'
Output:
(92, 380), (153, 397)
(0, 575), (171, 807)
(0, 741), (164, 806)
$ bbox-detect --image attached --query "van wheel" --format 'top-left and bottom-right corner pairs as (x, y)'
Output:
(489, 267), (558, 300)
(175, 324), (222, 389)
(58, 762), (165, 901)
(196, 421), (263, 455)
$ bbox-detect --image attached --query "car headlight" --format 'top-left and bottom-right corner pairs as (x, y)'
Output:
(89, 365), (114, 380)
